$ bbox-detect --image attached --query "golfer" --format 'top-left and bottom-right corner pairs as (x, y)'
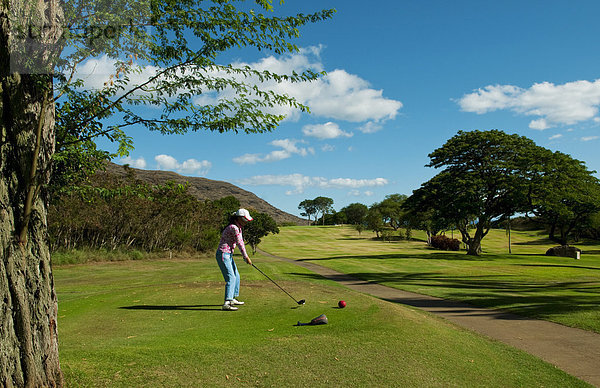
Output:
(216, 208), (253, 311)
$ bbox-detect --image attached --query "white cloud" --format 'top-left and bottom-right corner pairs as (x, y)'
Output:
(212, 47), (402, 124)
(321, 144), (335, 152)
(75, 55), (159, 92)
(154, 154), (211, 175)
(348, 190), (375, 197)
(549, 134), (563, 140)
(529, 118), (550, 131)
(119, 156), (147, 169)
(232, 154), (263, 165)
(358, 121), (384, 134)
(581, 136), (599, 142)
(77, 48), (402, 129)
(302, 122), (353, 139)
(238, 174), (388, 194)
(458, 80), (600, 130)
(301, 69), (402, 122)
(233, 139), (312, 165)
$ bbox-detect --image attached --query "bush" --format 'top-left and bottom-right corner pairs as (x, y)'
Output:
(430, 235), (461, 251)
(48, 172), (223, 253)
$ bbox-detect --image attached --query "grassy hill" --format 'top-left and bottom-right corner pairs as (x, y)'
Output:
(260, 225), (600, 333)
(101, 162), (304, 225)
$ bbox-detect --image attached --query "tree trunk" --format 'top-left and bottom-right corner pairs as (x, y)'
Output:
(1, 76), (64, 387)
(1, 0), (64, 383)
(466, 223), (486, 256)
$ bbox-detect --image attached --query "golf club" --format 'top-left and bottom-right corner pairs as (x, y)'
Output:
(252, 263), (305, 305)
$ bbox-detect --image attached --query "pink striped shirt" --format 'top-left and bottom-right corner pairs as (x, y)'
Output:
(218, 223), (249, 258)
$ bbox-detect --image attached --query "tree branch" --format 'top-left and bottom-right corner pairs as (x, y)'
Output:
(19, 97), (47, 245)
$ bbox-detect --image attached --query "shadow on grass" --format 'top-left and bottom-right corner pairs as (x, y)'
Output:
(520, 264), (600, 271)
(288, 270), (600, 322)
(120, 304), (222, 311)
(297, 252), (487, 262)
(513, 238), (553, 246)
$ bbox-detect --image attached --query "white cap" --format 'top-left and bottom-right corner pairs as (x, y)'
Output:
(234, 208), (253, 221)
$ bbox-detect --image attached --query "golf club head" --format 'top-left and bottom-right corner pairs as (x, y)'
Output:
(295, 314), (328, 326)
(297, 299), (306, 305)
(309, 314), (328, 325)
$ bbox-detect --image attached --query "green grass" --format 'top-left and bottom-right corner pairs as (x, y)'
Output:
(51, 248), (161, 265)
(260, 225), (600, 333)
(54, 256), (589, 387)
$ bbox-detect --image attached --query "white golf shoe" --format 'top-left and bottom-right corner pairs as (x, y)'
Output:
(231, 299), (245, 305)
(222, 301), (238, 311)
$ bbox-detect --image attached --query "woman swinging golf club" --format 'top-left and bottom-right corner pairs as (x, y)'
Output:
(216, 209), (253, 311)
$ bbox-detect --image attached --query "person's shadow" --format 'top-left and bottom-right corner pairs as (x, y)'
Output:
(120, 304), (223, 311)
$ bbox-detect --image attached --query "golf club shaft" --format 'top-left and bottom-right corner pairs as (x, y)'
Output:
(252, 264), (300, 304)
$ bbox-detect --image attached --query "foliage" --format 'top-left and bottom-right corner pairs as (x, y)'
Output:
(213, 195), (241, 227)
(429, 235), (461, 251)
(50, 0), (335, 190)
(355, 223), (365, 235)
(48, 171), (223, 252)
(299, 196), (334, 225)
(313, 196), (334, 225)
(526, 150), (600, 244)
(298, 199), (317, 223)
(366, 206), (385, 238)
(340, 202), (369, 225)
(376, 194), (408, 230)
(244, 210), (279, 254)
(408, 130), (552, 255)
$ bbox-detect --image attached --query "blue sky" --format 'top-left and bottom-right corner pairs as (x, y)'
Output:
(93, 0), (600, 217)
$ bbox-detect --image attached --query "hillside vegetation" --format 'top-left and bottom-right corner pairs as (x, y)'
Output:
(103, 163), (303, 225)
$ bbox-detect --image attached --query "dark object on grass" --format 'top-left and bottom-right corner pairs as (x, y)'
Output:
(545, 245), (581, 259)
(252, 263), (305, 305)
(430, 235), (461, 251)
(296, 314), (328, 326)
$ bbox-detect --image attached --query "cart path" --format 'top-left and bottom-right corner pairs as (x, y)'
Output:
(258, 249), (600, 387)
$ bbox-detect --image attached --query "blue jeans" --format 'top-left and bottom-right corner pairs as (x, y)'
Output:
(216, 250), (240, 301)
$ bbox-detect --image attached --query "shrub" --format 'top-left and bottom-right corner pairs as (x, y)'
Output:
(430, 235), (461, 251)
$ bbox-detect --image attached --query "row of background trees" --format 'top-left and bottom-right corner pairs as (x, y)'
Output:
(48, 167), (280, 255)
(299, 130), (600, 256)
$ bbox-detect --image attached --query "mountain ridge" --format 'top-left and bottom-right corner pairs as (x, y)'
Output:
(102, 162), (305, 225)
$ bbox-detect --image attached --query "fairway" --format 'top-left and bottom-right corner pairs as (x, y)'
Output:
(261, 226), (600, 333)
(55, 254), (590, 386)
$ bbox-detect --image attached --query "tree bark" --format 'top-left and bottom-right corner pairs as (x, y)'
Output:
(466, 222), (486, 256)
(1, 75), (64, 388)
(1, 0), (64, 384)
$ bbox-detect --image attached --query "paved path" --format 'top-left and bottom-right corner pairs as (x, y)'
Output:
(259, 250), (600, 387)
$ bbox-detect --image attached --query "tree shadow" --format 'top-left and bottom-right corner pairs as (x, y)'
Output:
(120, 304), (223, 311)
(297, 252), (488, 262)
(519, 264), (600, 271)
(288, 270), (600, 322)
(513, 238), (553, 246)
(582, 249), (600, 254)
